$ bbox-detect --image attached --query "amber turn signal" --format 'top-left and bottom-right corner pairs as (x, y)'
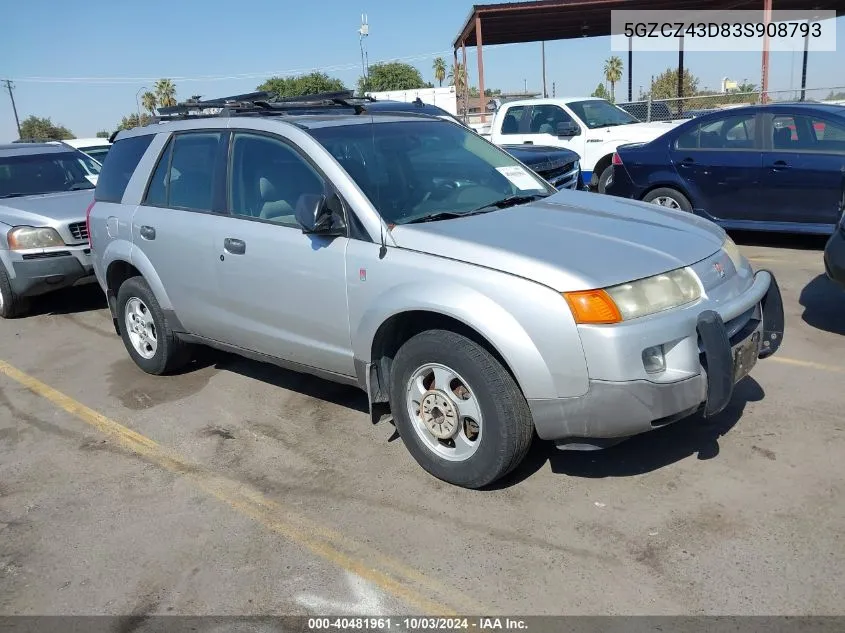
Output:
(563, 289), (623, 325)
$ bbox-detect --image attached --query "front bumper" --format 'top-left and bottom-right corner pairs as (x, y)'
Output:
(823, 229), (845, 288)
(529, 270), (784, 444)
(3, 244), (95, 298)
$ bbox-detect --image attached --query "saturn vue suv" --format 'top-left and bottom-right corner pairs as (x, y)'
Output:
(86, 93), (785, 488)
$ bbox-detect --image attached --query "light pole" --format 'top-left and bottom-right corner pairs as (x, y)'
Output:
(358, 13), (369, 93)
(135, 86), (148, 122)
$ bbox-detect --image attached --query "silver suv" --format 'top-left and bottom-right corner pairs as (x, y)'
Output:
(88, 93), (785, 488)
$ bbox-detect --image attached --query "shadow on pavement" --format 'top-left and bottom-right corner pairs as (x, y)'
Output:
(799, 273), (845, 336)
(728, 230), (828, 251)
(26, 283), (107, 316)
(494, 377), (765, 486)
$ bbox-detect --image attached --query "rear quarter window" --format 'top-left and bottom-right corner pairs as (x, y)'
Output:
(94, 134), (154, 203)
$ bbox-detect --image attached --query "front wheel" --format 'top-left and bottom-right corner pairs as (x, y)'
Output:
(389, 330), (534, 489)
(0, 264), (29, 319)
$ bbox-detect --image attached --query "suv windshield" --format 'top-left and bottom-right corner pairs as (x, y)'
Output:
(567, 99), (639, 129)
(0, 151), (97, 198)
(310, 120), (553, 225)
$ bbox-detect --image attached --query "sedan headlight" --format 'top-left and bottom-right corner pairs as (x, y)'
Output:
(565, 267), (701, 324)
(721, 236), (745, 272)
(7, 226), (65, 250)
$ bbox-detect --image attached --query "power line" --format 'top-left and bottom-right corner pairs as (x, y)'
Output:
(7, 49), (458, 85)
(3, 79), (21, 137)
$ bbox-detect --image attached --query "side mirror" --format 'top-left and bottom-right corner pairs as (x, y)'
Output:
(295, 193), (347, 236)
(556, 121), (580, 137)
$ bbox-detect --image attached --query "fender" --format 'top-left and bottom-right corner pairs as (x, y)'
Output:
(126, 243), (174, 311)
(353, 280), (577, 401)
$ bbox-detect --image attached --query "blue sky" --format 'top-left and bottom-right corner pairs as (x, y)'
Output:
(1, 0), (843, 141)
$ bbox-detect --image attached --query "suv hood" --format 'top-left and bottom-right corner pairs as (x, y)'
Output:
(390, 190), (726, 291)
(0, 190), (94, 226)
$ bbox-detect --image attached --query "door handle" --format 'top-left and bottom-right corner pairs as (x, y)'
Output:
(679, 157), (695, 167)
(223, 237), (246, 255)
(139, 225), (156, 240)
(770, 160), (790, 171)
(523, 141), (534, 145)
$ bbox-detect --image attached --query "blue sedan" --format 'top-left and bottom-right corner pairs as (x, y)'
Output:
(605, 103), (845, 235)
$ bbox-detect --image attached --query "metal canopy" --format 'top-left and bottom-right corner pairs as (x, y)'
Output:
(453, 0), (844, 48)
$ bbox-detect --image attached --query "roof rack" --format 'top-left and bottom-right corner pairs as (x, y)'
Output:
(153, 90), (378, 122)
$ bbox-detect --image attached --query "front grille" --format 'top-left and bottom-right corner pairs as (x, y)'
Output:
(68, 221), (88, 242)
(539, 161), (579, 190)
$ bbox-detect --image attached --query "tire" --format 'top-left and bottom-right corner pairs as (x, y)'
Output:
(389, 329), (533, 489)
(0, 264), (29, 319)
(596, 165), (613, 194)
(642, 187), (693, 212)
(116, 276), (190, 375)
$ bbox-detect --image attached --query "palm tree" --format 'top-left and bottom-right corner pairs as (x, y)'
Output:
(141, 91), (157, 115)
(154, 78), (177, 108)
(603, 56), (623, 103)
(433, 57), (447, 87)
(448, 62), (468, 115)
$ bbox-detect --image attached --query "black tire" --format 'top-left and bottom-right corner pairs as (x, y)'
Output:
(596, 165), (613, 194)
(389, 329), (533, 489)
(0, 264), (29, 319)
(116, 276), (190, 375)
(642, 187), (693, 212)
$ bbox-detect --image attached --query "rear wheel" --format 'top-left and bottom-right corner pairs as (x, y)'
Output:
(116, 276), (190, 375)
(0, 264), (28, 319)
(389, 329), (533, 489)
(642, 187), (693, 212)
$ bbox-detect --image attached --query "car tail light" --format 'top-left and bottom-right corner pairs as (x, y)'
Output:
(611, 152), (623, 165)
(85, 200), (95, 248)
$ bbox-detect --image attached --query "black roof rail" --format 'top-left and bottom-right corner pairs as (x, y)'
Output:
(153, 90), (378, 121)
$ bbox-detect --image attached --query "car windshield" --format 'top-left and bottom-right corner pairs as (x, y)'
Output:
(309, 119), (554, 225)
(80, 146), (110, 163)
(567, 99), (639, 129)
(0, 151), (97, 197)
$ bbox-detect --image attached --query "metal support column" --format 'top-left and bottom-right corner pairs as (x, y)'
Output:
(475, 15), (486, 123)
(761, 0), (772, 103)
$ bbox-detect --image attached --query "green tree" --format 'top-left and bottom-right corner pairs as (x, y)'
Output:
(19, 116), (74, 140)
(117, 113), (152, 131)
(649, 67), (700, 100)
(737, 82), (758, 93)
(432, 57), (447, 87)
(603, 56), (623, 103)
(358, 62), (426, 93)
(591, 83), (611, 100)
(154, 78), (177, 108)
(826, 90), (845, 100)
(141, 91), (158, 115)
(257, 72), (346, 98)
(96, 130), (110, 138)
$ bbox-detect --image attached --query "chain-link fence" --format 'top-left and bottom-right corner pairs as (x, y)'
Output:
(617, 86), (845, 122)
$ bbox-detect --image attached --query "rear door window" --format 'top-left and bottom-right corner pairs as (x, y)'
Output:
(142, 132), (223, 212)
(675, 113), (757, 150)
(94, 134), (154, 202)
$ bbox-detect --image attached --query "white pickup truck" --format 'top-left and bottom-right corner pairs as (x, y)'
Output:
(489, 97), (681, 193)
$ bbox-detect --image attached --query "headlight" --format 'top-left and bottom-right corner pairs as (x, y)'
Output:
(565, 267), (702, 324)
(721, 236), (745, 271)
(7, 226), (65, 250)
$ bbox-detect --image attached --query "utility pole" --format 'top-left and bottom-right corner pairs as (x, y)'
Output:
(358, 13), (370, 92)
(541, 41), (547, 97)
(3, 79), (21, 138)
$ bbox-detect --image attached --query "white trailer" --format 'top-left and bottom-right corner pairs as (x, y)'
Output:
(365, 86), (458, 116)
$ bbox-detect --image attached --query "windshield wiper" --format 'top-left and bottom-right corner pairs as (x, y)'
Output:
(472, 193), (549, 213)
(68, 183), (94, 191)
(403, 211), (468, 224)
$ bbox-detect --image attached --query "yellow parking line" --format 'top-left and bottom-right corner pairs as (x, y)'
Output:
(771, 356), (843, 373)
(0, 359), (478, 616)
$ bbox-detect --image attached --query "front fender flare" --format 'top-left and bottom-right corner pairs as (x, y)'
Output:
(353, 281), (559, 400)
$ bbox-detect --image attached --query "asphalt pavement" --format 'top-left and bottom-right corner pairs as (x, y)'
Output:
(1, 233), (843, 617)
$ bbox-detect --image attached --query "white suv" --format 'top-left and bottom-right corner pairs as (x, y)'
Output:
(489, 97), (681, 192)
